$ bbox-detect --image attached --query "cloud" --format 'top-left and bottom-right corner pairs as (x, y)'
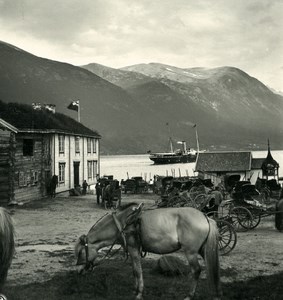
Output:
(0, 0), (282, 90)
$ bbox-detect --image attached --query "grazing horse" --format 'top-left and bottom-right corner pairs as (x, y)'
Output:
(275, 198), (283, 231)
(0, 207), (15, 291)
(75, 203), (222, 300)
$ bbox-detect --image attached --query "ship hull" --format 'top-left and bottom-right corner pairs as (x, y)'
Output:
(149, 154), (196, 164)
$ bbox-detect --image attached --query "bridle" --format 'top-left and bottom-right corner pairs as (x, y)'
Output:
(79, 204), (146, 271)
(79, 234), (95, 271)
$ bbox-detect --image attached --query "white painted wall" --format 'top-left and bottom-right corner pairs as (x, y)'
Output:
(51, 134), (100, 193)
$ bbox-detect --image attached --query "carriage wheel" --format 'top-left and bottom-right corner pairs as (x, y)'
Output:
(247, 209), (261, 229)
(193, 193), (207, 210)
(230, 206), (253, 231)
(216, 219), (237, 256)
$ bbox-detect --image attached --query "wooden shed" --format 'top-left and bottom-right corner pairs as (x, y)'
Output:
(0, 101), (101, 205)
(195, 151), (263, 186)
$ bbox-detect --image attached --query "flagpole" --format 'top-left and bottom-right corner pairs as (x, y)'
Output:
(78, 100), (80, 123)
(194, 124), (199, 153)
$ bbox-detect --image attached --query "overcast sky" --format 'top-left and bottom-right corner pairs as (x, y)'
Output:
(0, 0), (282, 91)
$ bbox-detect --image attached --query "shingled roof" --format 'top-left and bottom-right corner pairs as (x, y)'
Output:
(0, 101), (101, 138)
(195, 151), (252, 172)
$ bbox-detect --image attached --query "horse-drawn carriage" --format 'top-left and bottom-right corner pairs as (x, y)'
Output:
(155, 176), (237, 255)
(211, 174), (283, 233)
(122, 177), (148, 194)
(100, 177), (122, 209)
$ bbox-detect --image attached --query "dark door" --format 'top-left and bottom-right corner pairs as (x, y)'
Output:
(45, 170), (51, 195)
(73, 162), (80, 187)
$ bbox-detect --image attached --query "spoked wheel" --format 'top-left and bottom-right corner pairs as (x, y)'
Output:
(193, 193), (207, 210)
(230, 206), (254, 231)
(248, 209), (261, 229)
(216, 219), (237, 256)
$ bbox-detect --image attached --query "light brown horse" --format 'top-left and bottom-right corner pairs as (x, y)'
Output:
(75, 203), (222, 300)
(0, 207), (15, 291)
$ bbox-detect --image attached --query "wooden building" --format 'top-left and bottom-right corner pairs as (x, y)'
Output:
(195, 150), (277, 186)
(0, 101), (101, 204)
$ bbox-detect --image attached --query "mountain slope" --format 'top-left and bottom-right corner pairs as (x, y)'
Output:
(1, 41), (283, 153)
(0, 41), (149, 153)
(121, 63), (283, 147)
(81, 63), (152, 89)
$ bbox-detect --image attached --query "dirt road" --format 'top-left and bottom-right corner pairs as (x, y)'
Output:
(3, 193), (283, 299)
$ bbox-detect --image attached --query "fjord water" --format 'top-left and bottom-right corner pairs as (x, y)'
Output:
(100, 150), (283, 182)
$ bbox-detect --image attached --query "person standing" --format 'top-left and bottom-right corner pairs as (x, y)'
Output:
(50, 175), (58, 198)
(82, 180), (88, 195)
(95, 181), (102, 204)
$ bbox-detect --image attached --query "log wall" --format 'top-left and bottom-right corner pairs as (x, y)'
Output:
(13, 134), (51, 203)
(0, 131), (12, 204)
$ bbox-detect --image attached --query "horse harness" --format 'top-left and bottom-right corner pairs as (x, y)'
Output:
(80, 204), (146, 271)
(79, 234), (94, 271)
(111, 209), (147, 258)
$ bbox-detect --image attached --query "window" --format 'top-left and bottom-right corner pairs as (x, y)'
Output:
(87, 161), (93, 179)
(59, 163), (66, 183)
(87, 138), (91, 153)
(75, 137), (80, 153)
(87, 160), (97, 179)
(31, 170), (39, 185)
(23, 139), (34, 156)
(59, 135), (65, 154)
(93, 139), (97, 153)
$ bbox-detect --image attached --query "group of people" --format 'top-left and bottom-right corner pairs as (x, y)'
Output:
(48, 175), (89, 198)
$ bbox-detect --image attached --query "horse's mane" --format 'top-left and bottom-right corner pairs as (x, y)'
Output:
(117, 202), (139, 211)
(0, 207), (15, 289)
(74, 203), (139, 256)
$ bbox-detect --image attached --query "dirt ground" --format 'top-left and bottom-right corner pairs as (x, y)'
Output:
(3, 192), (283, 300)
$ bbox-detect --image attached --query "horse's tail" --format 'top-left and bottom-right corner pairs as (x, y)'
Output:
(0, 207), (15, 290)
(204, 218), (222, 299)
(275, 199), (283, 231)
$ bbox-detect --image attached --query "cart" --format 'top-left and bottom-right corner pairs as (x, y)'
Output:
(101, 179), (122, 209)
(156, 177), (238, 255)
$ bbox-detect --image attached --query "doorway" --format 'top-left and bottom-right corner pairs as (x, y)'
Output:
(73, 162), (80, 187)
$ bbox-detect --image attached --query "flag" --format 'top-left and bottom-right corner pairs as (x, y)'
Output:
(67, 100), (79, 112)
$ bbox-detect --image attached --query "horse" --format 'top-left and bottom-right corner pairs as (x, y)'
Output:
(0, 207), (15, 291)
(102, 181), (121, 209)
(75, 202), (222, 300)
(102, 183), (115, 208)
(275, 198), (283, 231)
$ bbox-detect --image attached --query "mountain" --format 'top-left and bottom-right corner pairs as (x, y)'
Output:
(0, 41), (153, 154)
(82, 63), (152, 89)
(1, 41), (283, 154)
(82, 62), (283, 151)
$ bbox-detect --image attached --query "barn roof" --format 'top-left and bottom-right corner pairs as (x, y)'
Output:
(195, 151), (252, 172)
(0, 101), (101, 138)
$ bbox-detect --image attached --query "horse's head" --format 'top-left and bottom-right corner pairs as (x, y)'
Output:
(75, 234), (100, 274)
(74, 202), (144, 274)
